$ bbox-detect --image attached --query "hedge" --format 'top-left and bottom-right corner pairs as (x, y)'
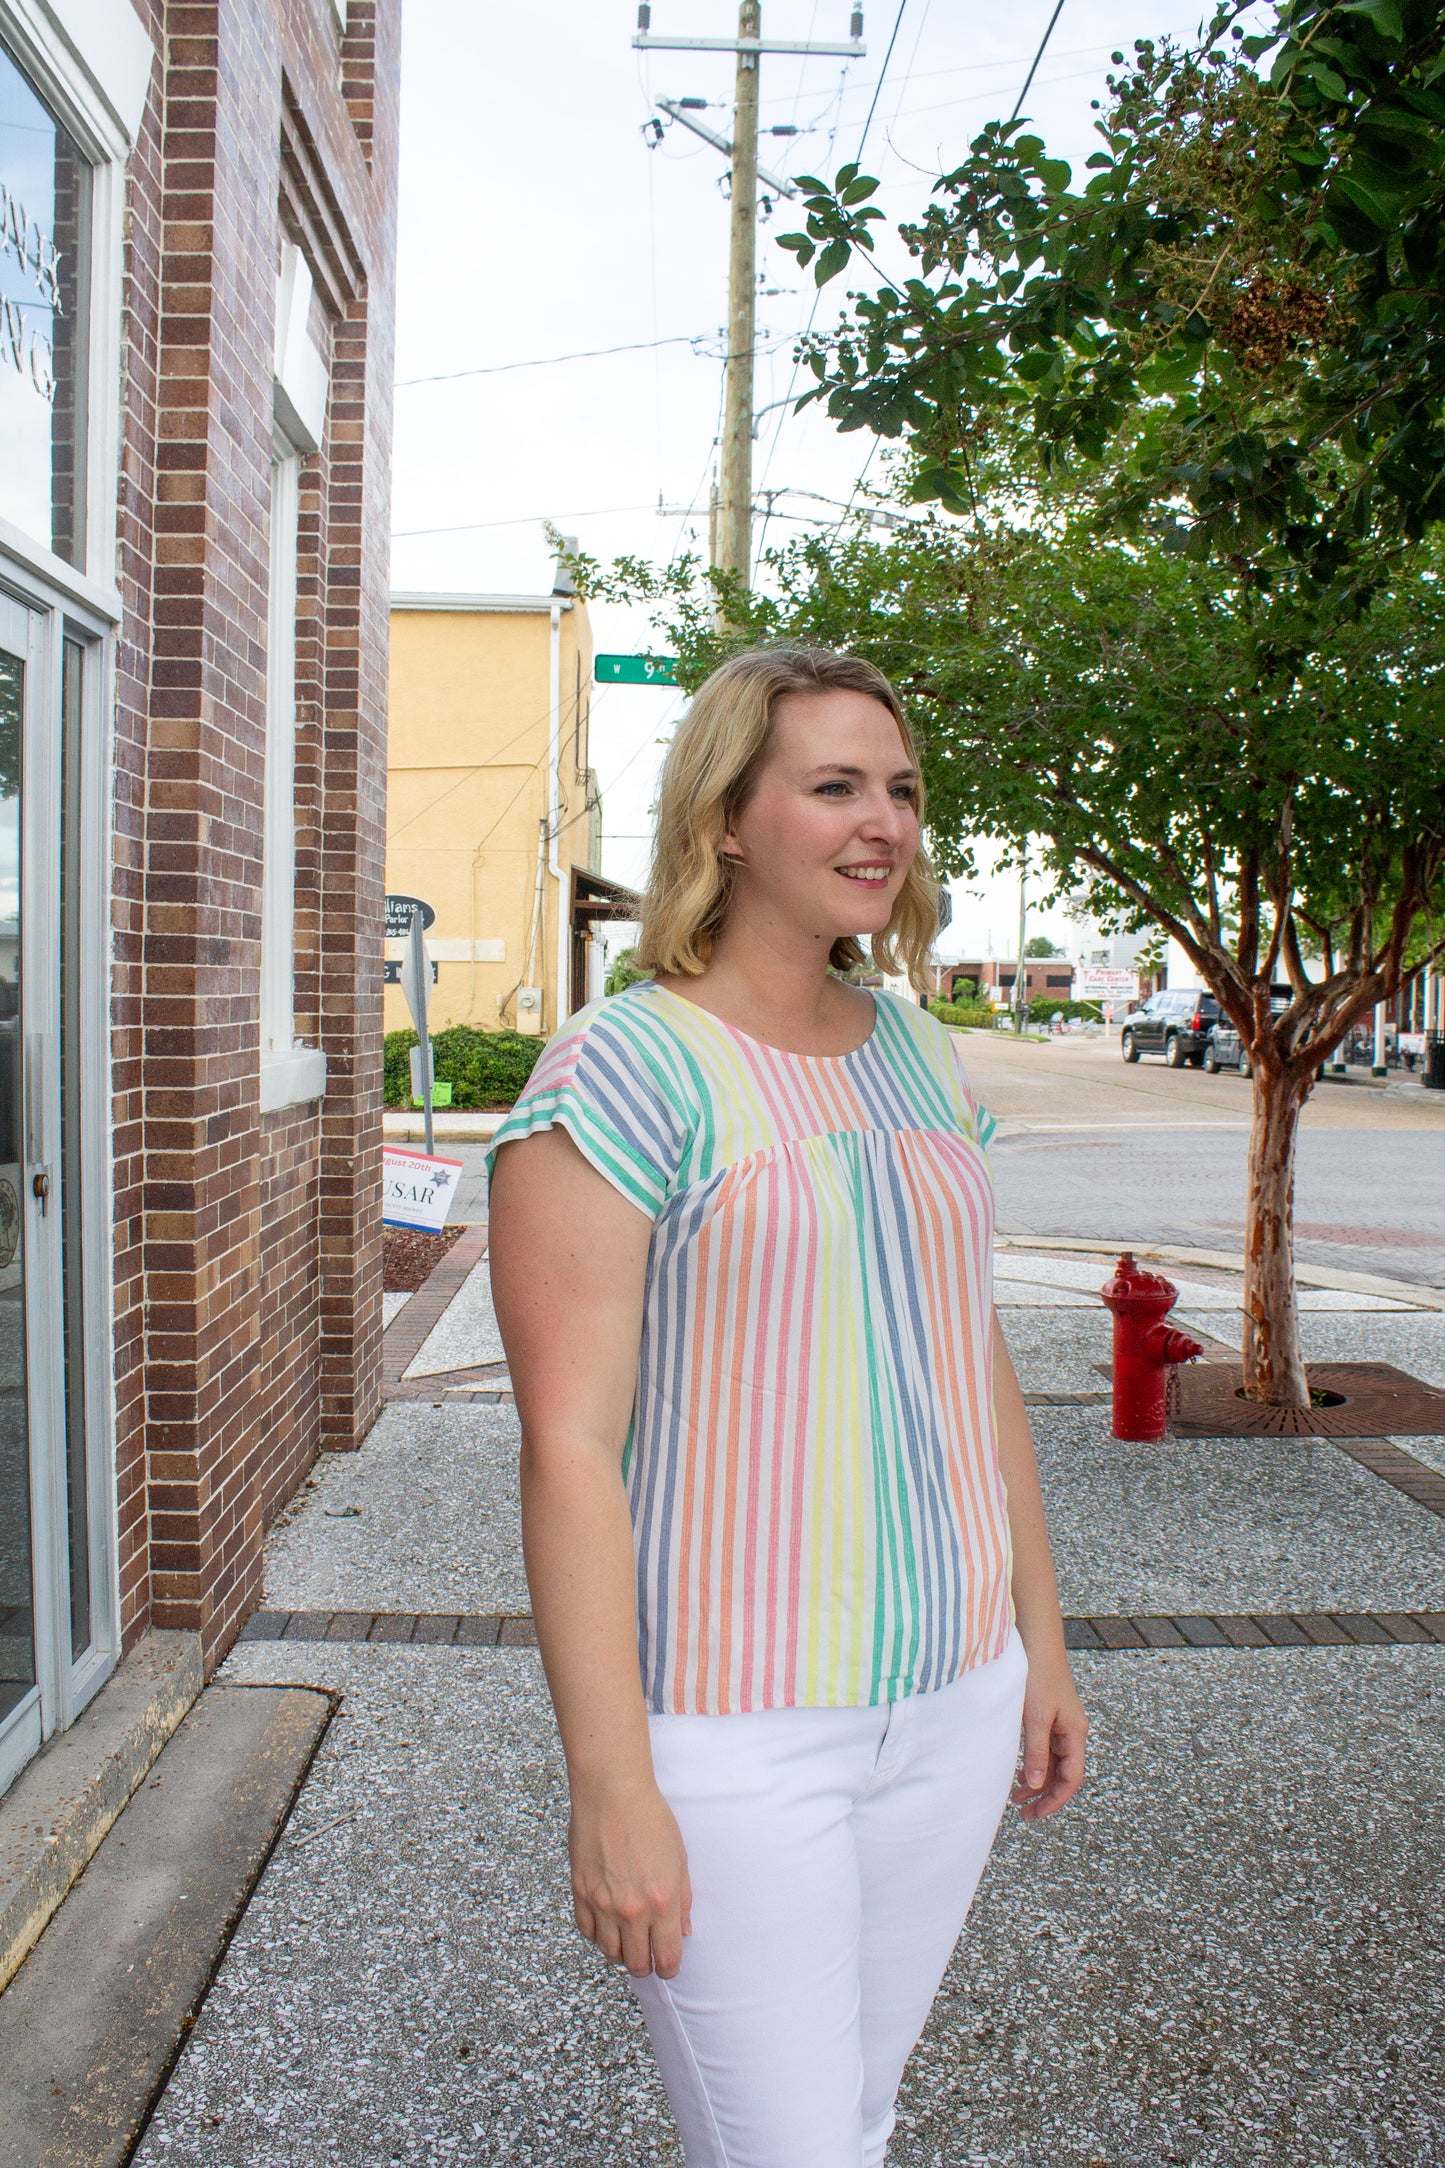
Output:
(1022, 997), (1103, 1023)
(384, 1025), (545, 1109)
(929, 999), (998, 1030)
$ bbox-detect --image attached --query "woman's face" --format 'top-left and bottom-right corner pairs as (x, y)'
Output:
(721, 689), (921, 951)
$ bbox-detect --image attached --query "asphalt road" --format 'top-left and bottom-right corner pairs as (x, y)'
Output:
(967, 1030), (1445, 1288)
(439, 1026), (1445, 1290)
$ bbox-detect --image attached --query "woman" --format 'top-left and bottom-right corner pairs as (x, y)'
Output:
(488, 646), (1087, 2166)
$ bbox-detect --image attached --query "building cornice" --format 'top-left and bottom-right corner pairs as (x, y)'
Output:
(390, 592), (574, 614)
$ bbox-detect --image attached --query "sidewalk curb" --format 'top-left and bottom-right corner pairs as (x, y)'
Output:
(0, 1630), (202, 1996)
(0, 1683), (332, 2168)
(383, 1111), (504, 1143)
(996, 1232), (1445, 1312)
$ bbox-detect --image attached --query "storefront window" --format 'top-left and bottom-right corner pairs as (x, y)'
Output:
(0, 40), (89, 564)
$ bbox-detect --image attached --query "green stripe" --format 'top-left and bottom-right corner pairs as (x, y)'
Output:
(872, 997), (957, 1129)
(488, 1088), (665, 1214)
(839, 1127), (914, 1694)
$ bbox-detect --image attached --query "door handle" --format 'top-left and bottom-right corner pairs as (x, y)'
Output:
(32, 1168), (50, 1214)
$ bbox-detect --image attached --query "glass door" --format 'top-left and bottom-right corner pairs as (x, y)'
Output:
(0, 580), (101, 1798)
(0, 592), (39, 1790)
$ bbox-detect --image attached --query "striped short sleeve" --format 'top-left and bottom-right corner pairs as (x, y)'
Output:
(940, 1023), (995, 1154)
(487, 1001), (682, 1219)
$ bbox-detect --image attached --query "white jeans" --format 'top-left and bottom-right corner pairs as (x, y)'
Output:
(630, 1628), (1028, 2168)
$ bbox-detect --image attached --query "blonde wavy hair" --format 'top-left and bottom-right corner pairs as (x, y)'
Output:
(636, 645), (940, 988)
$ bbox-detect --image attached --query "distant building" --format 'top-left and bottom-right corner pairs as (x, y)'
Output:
(386, 569), (638, 1040)
(939, 959), (1076, 1005)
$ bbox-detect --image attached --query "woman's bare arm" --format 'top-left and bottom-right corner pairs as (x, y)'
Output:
(992, 1311), (1088, 1821)
(489, 1125), (690, 1976)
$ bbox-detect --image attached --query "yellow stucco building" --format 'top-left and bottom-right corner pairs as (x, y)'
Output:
(386, 561), (638, 1039)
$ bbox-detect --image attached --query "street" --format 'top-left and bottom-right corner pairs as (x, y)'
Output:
(965, 1031), (1445, 1288)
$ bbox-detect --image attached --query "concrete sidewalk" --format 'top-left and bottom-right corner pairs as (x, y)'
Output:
(126, 1260), (1445, 2167)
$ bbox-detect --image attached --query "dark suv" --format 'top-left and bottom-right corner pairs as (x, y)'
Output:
(1120, 990), (1220, 1067)
(1202, 991), (1291, 1077)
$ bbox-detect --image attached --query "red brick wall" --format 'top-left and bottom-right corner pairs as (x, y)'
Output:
(111, 0), (398, 1668)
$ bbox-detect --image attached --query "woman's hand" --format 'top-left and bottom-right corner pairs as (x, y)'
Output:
(569, 1777), (693, 1978)
(1011, 1650), (1088, 1822)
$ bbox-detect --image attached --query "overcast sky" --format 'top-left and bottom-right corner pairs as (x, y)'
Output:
(389, 0), (1231, 961)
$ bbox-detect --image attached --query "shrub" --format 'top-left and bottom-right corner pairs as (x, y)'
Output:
(1022, 997), (1103, 1024)
(929, 999), (998, 1031)
(384, 1025), (545, 1109)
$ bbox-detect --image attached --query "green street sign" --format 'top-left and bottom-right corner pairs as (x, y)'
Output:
(595, 652), (678, 687)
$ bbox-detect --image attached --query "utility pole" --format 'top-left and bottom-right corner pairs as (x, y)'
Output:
(720, 1), (761, 583)
(1013, 848), (1028, 1034)
(634, 3), (865, 588)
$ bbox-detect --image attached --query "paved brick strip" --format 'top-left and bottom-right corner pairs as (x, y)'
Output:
(1330, 1435), (1445, 1519)
(238, 1607), (1445, 1652)
(382, 1223), (491, 1400)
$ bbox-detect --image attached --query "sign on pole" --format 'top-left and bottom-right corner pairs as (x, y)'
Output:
(400, 907), (435, 1155)
(594, 653), (678, 687)
(381, 1148), (464, 1232)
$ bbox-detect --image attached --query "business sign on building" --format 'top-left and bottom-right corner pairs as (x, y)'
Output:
(1077, 967), (1139, 1001)
(381, 1148), (464, 1232)
(385, 893), (435, 939)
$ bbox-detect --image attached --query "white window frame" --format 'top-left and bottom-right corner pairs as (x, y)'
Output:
(260, 248), (328, 1115)
(0, 0), (153, 595)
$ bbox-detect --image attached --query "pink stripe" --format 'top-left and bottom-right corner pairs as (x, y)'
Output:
(782, 1163), (819, 1708)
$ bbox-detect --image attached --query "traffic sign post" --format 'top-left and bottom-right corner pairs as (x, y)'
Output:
(595, 653), (679, 687)
(399, 906), (435, 1155)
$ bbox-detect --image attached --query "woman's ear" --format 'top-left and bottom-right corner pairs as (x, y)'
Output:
(719, 833), (745, 865)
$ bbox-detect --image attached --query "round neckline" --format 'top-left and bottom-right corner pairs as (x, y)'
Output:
(646, 980), (880, 1063)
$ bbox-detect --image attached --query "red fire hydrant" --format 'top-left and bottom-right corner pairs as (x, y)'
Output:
(1100, 1253), (1205, 1442)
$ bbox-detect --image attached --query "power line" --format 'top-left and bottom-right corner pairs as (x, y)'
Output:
(395, 334), (712, 388)
(757, 0), (911, 501)
(754, 39), (1112, 109)
(392, 502), (663, 539)
(1010, 0), (1067, 122)
(857, 0), (910, 158)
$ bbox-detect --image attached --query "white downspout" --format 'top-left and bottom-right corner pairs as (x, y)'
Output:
(548, 601), (567, 1028)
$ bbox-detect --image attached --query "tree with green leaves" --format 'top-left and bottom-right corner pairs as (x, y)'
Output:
(1024, 935), (1065, 957)
(781, 0), (1445, 587)
(572, 475), (1445, 1409)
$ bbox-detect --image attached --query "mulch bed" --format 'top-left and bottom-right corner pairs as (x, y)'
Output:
(382, 1222), (465, 1293)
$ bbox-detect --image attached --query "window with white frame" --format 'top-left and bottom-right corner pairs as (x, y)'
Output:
(261, 430), (300, 1054)
(259, 243), (328, 1112)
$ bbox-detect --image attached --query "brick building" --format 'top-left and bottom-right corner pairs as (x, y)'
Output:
(0, 0), (399, 1794)
(940, 958), (1077, 1006)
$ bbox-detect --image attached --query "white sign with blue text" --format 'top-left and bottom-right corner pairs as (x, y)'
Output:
(382, 1148), (464, 1233)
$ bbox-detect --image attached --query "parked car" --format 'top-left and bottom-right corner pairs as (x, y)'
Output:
(1119, 990), (1221, 1067)
(1202, 992), (1291, 1077)
(1201, 1018), (1252, 1076)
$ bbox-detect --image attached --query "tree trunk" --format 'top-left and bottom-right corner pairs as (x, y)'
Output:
(1241, 1067), (1312, 1406)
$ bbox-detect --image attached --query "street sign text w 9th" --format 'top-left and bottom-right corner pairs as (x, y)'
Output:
(595, 653), (678, 687)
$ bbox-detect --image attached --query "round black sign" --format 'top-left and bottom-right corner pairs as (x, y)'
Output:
(385, 894), (436, 939)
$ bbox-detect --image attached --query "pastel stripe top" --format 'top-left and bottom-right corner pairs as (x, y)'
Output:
(489, 981), (1012, 1715)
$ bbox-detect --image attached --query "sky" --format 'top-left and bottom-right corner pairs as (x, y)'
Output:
(388, 0), (1233, 965)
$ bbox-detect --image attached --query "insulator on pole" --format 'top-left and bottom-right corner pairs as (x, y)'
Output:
(638, 3), (652, 28)
(850, 8), (864, 38)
